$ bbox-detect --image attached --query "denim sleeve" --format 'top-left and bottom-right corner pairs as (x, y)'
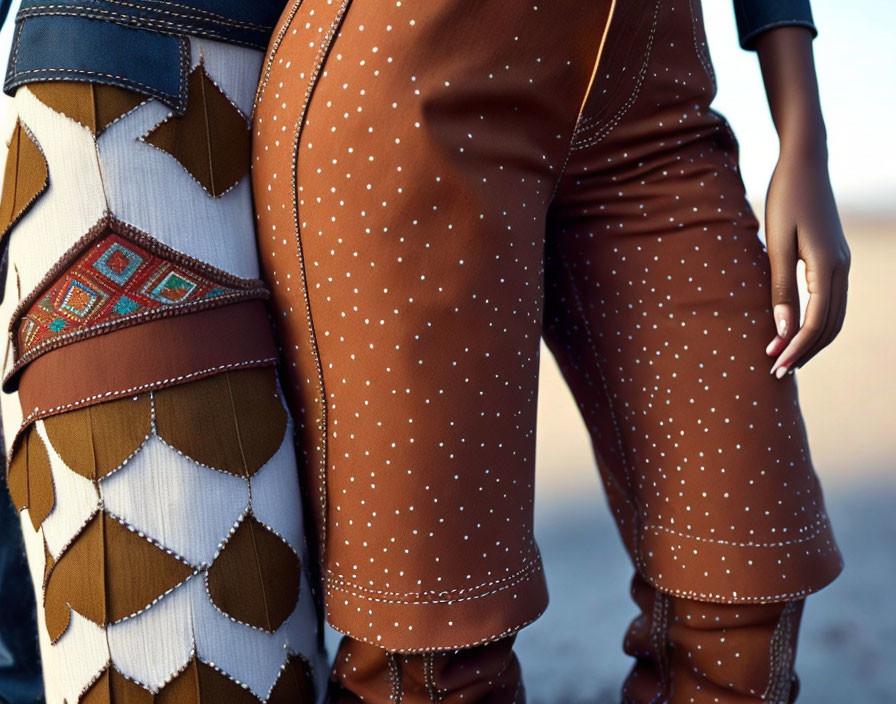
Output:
(733, 0), (817, 50)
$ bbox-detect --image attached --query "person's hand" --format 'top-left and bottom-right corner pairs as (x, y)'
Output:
(764, 144), (850, 377)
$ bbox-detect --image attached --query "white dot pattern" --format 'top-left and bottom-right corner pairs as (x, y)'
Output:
(252, 0), (842, 652)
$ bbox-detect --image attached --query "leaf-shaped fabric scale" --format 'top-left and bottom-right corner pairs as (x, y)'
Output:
(143, 64), (250, 197)
(79, 666), (153, 704)
(28, 81), (146, 136)
(0, 119), (49, 241)
(206, 513), (300, 633)
(43, 394), (151, 480)
(267, 654), (317, 704)
(155, 657), (261, 704)
(6, 425), (55, 531)
(154, 368), (287, 477)
(44, 511), (194, 642)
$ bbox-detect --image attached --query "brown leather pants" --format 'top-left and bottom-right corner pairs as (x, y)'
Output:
(252, 0), (842, 673)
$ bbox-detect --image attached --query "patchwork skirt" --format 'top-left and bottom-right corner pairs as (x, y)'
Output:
(0, 36), (327, 703)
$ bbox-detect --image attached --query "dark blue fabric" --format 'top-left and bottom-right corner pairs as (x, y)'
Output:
(5, 15), (187, 106)
(15, 0), (287, 49)
(1, 0), (290, 110)
(0, 479), (44, 704)
(733, 0), (817, 49)
(0, 0), (11, 34)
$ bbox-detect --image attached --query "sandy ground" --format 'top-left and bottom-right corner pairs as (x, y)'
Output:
(321, 216), (896, 702)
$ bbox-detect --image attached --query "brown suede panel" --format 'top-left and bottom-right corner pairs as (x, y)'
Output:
(79, 667), (154, 704)
(15, 300), (278, 437)
(44, 511), (195, 642)
(28, 81), (146, 136)
(5, 431), (29, 513)
(43, 395), (151, 480)
(25, 426), (54, 531)
(206, 513), (301, 633)
(155, 658), (261, 703)
(6, 425), (54, 530)
(144, 65), (249, 197)
(154, 367), (286, 477)
(267, 655), (316, 704)
(42, 536), (53, 589)
(0, 119), (48, 241)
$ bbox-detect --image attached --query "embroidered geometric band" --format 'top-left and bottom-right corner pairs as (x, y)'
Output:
(7, 217), (269, 382)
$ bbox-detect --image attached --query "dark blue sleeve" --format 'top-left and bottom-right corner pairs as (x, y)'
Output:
(0, 0), (12, 31)
(733, 0), (817, 50)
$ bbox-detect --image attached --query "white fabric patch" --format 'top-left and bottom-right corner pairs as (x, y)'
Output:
(106, 576), (196, 691)
(6, 87), (107, 305)
(190, 37), (265, 118)
(97, 102), (261, 280)
(35, 420), (102, 560)
(100, 435), (249, 567)
(250, 427), (306, 555)
(41, 609), (109, 704)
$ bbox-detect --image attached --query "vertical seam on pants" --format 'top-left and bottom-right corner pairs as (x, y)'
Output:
(572, 0), (661, 147)
(252, 0), (303, 116)
(685, 0), (717, 96)
(762, 601), (798, 703)
(648, 591), (671, 704)
(423, 652), (442, 703)
(389, 653), (403, 703)
(287, 0), (354, 560)
(546, 0), (618, 206)
(558, 253), (642, 561)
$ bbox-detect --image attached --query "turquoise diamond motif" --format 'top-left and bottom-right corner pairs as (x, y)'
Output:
(113, 295), (141, 316)
(94, 243), (144, 285)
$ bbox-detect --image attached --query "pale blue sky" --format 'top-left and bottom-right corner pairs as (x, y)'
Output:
(703, 0), (896, 212)
(1, 1), (893, 211)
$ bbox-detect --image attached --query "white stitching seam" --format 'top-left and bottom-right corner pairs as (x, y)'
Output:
(12, 8), (268, 50)
(19, 1), (270, 30)
(571, 0), (661, 149)
(643, 516), (835, 548)
(546, 0), (618, 206)
(326, 559), (544, 606)
(285, 0), (353, 567)
(324, 549), (541, 598)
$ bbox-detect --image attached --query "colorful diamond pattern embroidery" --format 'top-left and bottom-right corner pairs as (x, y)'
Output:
(94, 243), (144, 285)
(148, 271), (199, 303)
(15, 228), (253, 365)
(60, 280), (103, 318)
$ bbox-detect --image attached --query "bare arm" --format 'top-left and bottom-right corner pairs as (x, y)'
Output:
(754, 26), (850, 377)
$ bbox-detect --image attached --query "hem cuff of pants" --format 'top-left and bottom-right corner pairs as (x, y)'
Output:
(636, 518), (844, 604)
(323, 559), (549, 653)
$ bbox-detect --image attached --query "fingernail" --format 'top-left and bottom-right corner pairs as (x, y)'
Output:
(776, 317), (787, 338)
(775, 365), (789, 379)
(765, 338), (780, 355)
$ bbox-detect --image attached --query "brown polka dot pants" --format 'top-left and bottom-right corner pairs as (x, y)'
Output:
(252, 0), (843, 681)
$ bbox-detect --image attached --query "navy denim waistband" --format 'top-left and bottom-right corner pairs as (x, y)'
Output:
(2, 0), (289, 110)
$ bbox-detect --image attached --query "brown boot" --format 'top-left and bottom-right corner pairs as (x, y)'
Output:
(327, 634), (524, 703)
(622, 574), (805, 703)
